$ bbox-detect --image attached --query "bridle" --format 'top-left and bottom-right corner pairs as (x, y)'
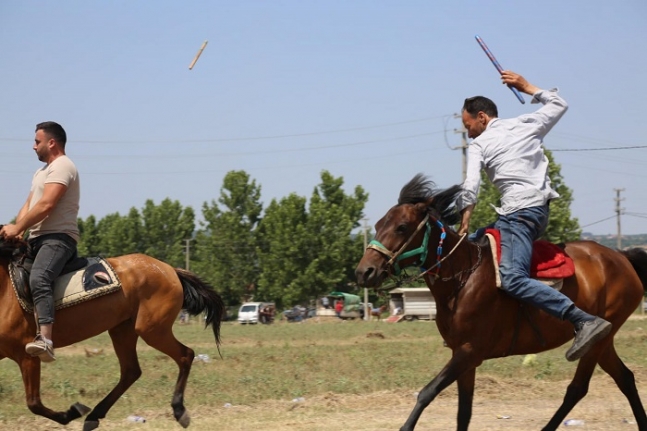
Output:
(366, 213), (465, 282)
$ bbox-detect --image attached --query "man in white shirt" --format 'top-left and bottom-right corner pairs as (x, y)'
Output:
(0, 121), (80, 362)
(456, 71), (611, 362)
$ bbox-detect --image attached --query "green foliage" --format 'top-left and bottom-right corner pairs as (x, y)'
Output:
(193, 171), (263, 306)
(542, 150), (581, 242)
(77, 200), (194, 267)
(74, 169), (368, 309)
(256, 171), (368, 308)
(466, 169), (499, 233)
(467, 148), (581, 243)
(77, 215), (100, 256)
(141, 198), (195, 267)
(304, 171), (368, 297)
(256, 194), (310, 308)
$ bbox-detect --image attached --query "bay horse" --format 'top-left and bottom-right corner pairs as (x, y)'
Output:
(355, 174), (647, 431)
(0, 234), (225, 430)
(370, 304), (388, 321)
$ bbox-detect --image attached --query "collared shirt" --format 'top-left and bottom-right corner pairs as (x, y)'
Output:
(456, 89), (567, 215)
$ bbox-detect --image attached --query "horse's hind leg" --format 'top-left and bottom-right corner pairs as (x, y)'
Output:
(542, 354), (598, 431)
(597, 343), (647, 429)
(83, 320), (142, 431)
(139, 323), (195, 428)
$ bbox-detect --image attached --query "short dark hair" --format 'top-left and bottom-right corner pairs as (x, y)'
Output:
(462, 96), (498, 118)
(36, 121), (67, 148)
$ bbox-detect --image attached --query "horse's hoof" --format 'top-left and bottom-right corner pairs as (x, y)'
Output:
(178, 410), (191, 428)
(73, 402), (92, 417)
(83, 420), (100, 431)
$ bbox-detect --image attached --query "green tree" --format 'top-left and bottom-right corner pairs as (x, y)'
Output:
(256, 171), (368, 308)
(77, 215), (101, 256)
(141, 198), (195, 267)
(256, 194), (309, 308)
(542, 151), (581, 242)
(194, 170), (263, 306)
(467, 148), (580, 243)
(305, 171), (368, 296)
(95, 212), (123, 256)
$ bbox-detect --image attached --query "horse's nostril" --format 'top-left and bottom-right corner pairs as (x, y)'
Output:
(356, 266), (374, 285)
(365, 267), (374, 279)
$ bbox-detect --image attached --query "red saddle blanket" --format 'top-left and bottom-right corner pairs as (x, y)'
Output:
(485, 228), (575, 279)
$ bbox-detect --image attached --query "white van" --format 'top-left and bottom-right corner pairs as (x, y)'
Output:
(237, 302), (275, 324)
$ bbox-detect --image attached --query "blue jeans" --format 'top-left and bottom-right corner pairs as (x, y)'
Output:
(29, 233), (78, 325)
(495, 205), (574, 320)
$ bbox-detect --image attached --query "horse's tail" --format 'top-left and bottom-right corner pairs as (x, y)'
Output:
(175, 268), (226, 347)
(620, 248), (647, 291)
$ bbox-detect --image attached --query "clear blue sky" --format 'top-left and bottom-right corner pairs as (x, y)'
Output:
(2, 1), (646, 236)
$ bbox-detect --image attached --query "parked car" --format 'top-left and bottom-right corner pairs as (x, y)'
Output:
(283, 305), (315, 322)
(237, 302), (275, 324)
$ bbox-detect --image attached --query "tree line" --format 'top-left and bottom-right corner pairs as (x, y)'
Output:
(76, 170), (368, 309)
(74, 150), (580, 309)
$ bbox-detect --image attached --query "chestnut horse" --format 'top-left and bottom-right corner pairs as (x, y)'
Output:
(356, 174), (647, 431)
(0, 236), (225, 430)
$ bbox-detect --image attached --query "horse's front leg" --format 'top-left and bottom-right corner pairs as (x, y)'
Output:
(19, 355), (90, 424)
(401, 347), (481, 431)
(456, 367), (476, 431)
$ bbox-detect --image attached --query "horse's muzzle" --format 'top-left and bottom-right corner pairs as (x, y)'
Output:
(355, 261), (384, 288)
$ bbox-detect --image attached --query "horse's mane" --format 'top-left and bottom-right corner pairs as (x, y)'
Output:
(398, 173), (462, 226)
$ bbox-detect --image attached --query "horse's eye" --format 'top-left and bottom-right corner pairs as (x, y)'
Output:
(396, 224), (408, 234)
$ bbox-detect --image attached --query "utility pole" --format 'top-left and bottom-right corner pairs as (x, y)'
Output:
(184, 239), (191, 271)
(362, 217), (370, 321)
(362, 217), (369, 250)
(453, 113), (469, 181)
(614, 189), (625, 250)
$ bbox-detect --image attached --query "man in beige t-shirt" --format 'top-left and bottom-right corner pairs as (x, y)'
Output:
(0, 121), (80, 362)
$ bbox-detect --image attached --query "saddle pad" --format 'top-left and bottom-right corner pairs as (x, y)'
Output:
(485, 229), (574, 288)
(11, 257), (122, 313)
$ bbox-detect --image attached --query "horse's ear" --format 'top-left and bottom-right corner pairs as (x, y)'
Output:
(414, 198), (434, 213)
(414, 202), (428, 214)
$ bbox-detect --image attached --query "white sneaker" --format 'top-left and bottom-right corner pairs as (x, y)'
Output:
(25, 336), (56, 362)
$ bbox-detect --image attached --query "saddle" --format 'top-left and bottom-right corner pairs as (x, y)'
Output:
(484, 228), (575, 290)
(9, 251), (122, 313)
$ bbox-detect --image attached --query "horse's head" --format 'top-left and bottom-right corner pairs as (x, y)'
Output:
(355, 174), (462, 288)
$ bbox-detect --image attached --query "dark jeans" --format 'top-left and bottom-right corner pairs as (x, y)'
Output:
(495, 205), (574, 320)
(29, 233), (77, 325)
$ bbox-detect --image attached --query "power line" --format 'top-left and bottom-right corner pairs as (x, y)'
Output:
(0, 115), (449, 144)
(579, 215), (617, 229)
(552, 145), (647, 152)
(552, 132), (639, 148)
(0, 130), (446, 161)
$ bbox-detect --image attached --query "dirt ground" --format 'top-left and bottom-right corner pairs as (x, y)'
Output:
(15, 372), (644, 431)
(10, 317), (647, 430)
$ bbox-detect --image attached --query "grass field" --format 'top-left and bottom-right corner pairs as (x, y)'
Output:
(1, 315), (647, 430)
